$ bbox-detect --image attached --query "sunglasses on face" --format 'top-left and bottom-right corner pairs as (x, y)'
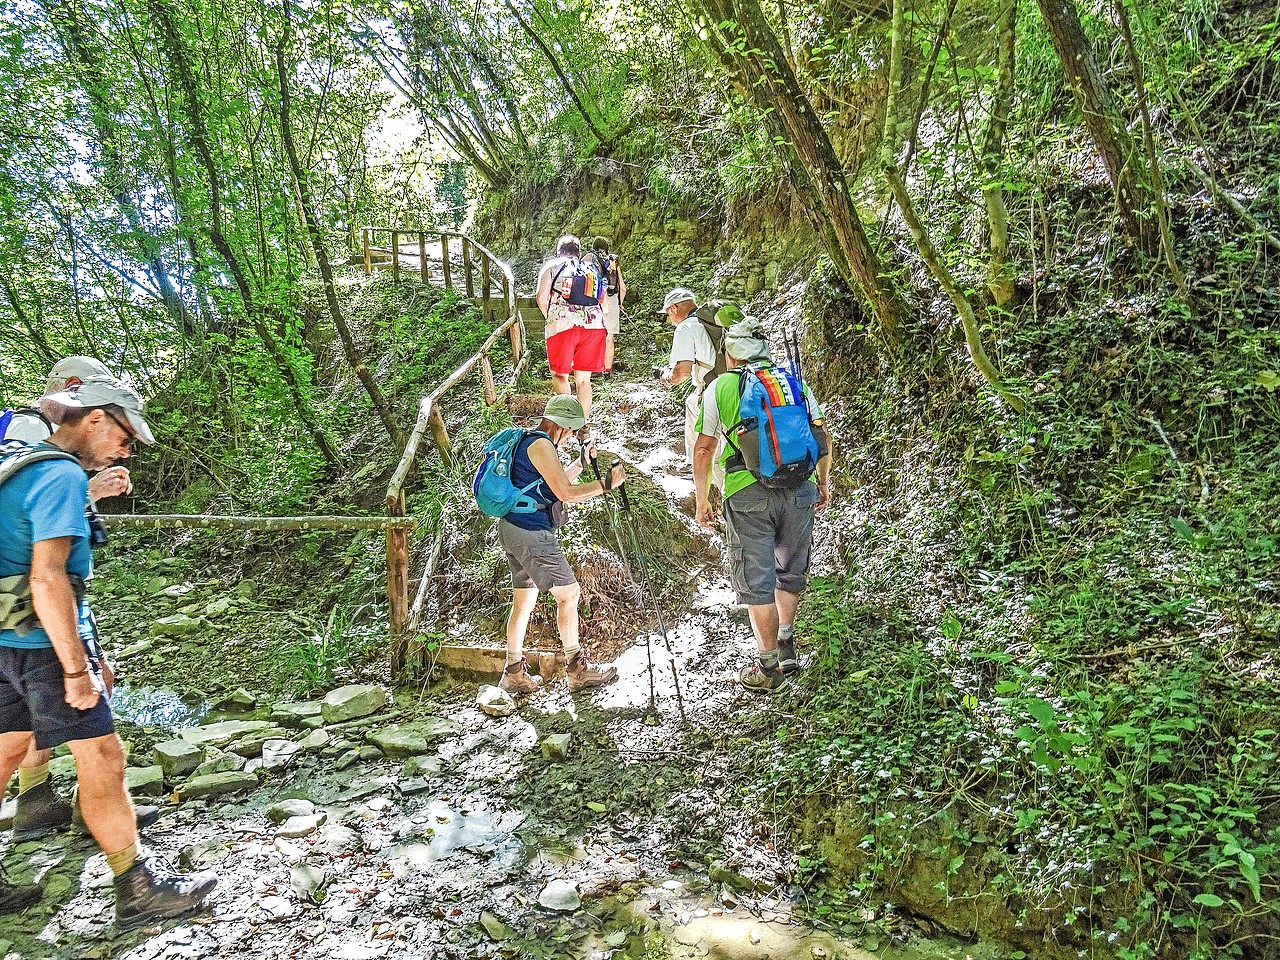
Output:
(103, 410), (137, 449)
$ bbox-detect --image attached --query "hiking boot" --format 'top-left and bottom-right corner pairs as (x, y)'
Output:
(739, 660), (785, 694)
(566, 651), (618, 691)
(11, 780), (72, 840)
(499, 658), (543, 696)
(73, 794), (161, 836)
(778, 640), (803, 676)
(114, 855), (217, 931)
(0, 871), (43, 915)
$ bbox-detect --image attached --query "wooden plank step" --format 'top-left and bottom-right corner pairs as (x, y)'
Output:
(428, 644), (566, 681)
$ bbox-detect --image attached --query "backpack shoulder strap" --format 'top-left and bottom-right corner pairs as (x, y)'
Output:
(0, 444), (81, 491)
(548, 260), (572, 302)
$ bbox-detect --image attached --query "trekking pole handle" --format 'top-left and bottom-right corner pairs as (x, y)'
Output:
(589, 453), (630, 513)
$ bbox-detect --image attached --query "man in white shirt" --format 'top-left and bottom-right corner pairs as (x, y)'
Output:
(658, 288), (722, 485)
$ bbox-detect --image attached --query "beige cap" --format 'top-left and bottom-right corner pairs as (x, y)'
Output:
(43, 375), (155, 445)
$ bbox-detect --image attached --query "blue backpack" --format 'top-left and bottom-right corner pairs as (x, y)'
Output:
(725, 365), (820, 490)
(473, 428), (551, 518)
(0, 407), (48, 442)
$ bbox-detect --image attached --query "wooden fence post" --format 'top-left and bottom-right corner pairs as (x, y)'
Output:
(461, 238), (475, 298)
(387, 490), (409, 675)
(427, 406), (454, 468)
(392, 230), (400, 283)
(481, 354), (497, 405)
(419, 231), (427, 283)
(505, 275), (521, 361)
(363, 228), (371, 276)
(481, 257), (491, 323)
(441, 234), (452, 290)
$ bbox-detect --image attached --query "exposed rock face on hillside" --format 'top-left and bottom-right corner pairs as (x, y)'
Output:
(476, 170), (817, 310)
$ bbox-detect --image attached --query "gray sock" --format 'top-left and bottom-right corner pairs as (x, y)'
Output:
(778, 623), (795, 642)
(759, 651), (780, 670)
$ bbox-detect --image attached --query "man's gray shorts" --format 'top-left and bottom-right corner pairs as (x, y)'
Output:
(723, 481), (818, 605)
(498, 520), (577, 592)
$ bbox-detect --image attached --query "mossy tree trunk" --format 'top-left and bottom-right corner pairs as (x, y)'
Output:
(982, 0), (1017, 306)
(275, 0), (404, 449)
(698, 0), (906, 352)
(1035, 0), (1156, 252)
(149, 0), (341, 470)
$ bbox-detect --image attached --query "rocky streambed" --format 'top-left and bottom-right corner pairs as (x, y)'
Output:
(0, 589), (993, 960)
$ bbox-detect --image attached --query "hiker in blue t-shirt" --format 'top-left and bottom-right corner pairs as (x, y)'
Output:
(1, 355), (142, 846)
(0, 377), (217, 926)
(494, 395), (626, 696)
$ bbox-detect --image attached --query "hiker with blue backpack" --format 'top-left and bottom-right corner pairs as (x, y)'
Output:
(1, 357), (148, 856)
(536, 234), (608, 426)
(474, 395), (624, 696)
(0, 376), (217, 925)
(693, 317), (832, 694)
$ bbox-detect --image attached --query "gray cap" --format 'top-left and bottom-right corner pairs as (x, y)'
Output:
(43, 375), (155, 445)
(657, 287), (697, 314)
(45, 356), (112, 391)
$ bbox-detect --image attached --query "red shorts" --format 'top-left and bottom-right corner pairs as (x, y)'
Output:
(546, 326), (607, 375)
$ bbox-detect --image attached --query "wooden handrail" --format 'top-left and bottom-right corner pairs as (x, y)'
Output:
(106, 514), (412, 531)
(359, 227), (524, 368)
(366, 229), (535, 673)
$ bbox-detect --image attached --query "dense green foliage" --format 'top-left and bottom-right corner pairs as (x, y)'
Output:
(4, 0), (1280, 956)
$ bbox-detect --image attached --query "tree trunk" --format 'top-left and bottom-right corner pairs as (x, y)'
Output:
(42, 0), (196, 338)
(982, 0), (1017, 305)
(1110, 0), (1184, 289)
(503, 0), (608, 145)
(148, 0), (341, 470)
(1035, 0), (1156, 251)
(883, 165), (1027, 413)
(699, 0), (906, 349)
(275, 1), (405, 448)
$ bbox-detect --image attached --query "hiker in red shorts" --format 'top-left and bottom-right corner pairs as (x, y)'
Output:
(535, 235), (607, 426)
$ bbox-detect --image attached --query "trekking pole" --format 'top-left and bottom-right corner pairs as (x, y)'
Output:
(586, 446), (657, 718)
(597, 453), (688, 725)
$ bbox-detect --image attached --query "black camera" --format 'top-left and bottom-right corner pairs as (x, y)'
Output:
(86, 505), (109, 549)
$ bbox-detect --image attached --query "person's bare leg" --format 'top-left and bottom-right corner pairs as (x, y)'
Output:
(775, 589), (801, 636)
(604, 333), (615, 371)
(65, 734), (136, 856)
(506, 587), (540, 663)
(746, 602), (780, 655)
(0, 732), (33, 789)
(551, 372), (572, 395)
(550, 582), (581, 658)
(573, 370), (593, 422)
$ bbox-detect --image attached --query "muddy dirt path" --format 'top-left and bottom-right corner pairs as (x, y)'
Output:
(0, 353), (980, 960)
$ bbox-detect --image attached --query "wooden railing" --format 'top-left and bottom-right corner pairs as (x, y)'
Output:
(374, 231), (533, 675)
(96, 232), (528, 680)
(361, 228), (519, 350)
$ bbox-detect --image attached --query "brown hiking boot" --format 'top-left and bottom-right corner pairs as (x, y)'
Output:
(114, 855), (217, 930)
(499, 658), (543, 696)
(566, 651), (618, 691)
(12, 780), (72, 840)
